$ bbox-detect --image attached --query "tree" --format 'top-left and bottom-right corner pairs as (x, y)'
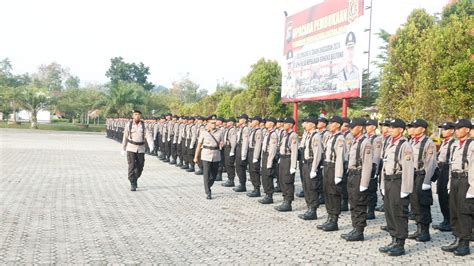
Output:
(105, 81), (146, 117)
(105, 57), (154, 91)
(169, 74), (207, 104)
(16, 86), (52, 128)
(55, 86), (106, 124)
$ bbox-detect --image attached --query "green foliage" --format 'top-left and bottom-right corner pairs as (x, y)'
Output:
(105, 57), (154, 91)
(105, 81), (146, 118)
(16, 85), (52, 128)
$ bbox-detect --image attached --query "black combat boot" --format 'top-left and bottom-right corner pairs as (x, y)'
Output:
(274, 200), (292, 212)
(453, 240), (470, 256)
(416, 223), (431, 242)
(215, 172), (223, 181)
(297, 190), (304, 198)
(367, 206), (376, 220)
(181, 163), (189, 169)
(130, 178), (137, 192)
(380, 225), (388, 232)
(441, 237), (460, 252)
(233, 185), (246, 192)
(344, 228), (364, 242)
(298, 207), (317, 220)
(274, 186), (282, 193)
(408, 223), (421, 239)
(206, 191), (212, 200)
(340, 199), (349, 212)
(195, 168), (203, 175)
(186, 165), (195, 172)
(258, 195), (273, 204)
(317, 216), (331, 230)
(433, 219), (451, 232)
(170, 158), (176, 164)
(247, 189), (261, 197)
(163, 157), (170, 162)
(222, 179), (235, 187)
(375, 203), (385, 212)
(318, 194), (325, 205)
(176, 160), (183, 167)
(379, 237), (397, 253)
(341, 228), (357, 239)
(322, 214), (339, 231)
(387, 239), (405, 256)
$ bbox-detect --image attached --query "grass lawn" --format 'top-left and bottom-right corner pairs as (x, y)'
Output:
(0, 121), (106, 132)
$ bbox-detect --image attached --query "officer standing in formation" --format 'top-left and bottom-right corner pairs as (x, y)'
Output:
(108, 113), (473, 257)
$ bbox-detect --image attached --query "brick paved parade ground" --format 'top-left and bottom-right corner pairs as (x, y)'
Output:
(0, 128), (471, 264)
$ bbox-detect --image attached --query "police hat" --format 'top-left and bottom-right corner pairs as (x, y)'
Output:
(207, 114), (217, 121)
(379, 119), (391, 126)
(132, 110), (142, 114)
(346, 32), (356, 47)
(342, 117), (351, 124)
(283, 117), (295, 125)
(238, 114), (249, 120)
(266, 117), (277, 124)
(366, 119), (378, 127)
(410, 119), (428, 129)
(306, 116), (319, 125)
(349, 118), (366, 128)
(329, 115), (343, 125)
(188, 116), (195, 121)
(438, 122), (455, 130)
(277, 118), (284, 123)
(318, 117), (329, 124)
(390, 119), (406, 129)
(216, 117), (226, 122)
(251, 116), (263, 123)
(454, 118), (472, 129)
(226, 117), (236, 123)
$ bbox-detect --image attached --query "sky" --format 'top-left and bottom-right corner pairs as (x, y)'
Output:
(0, 0), (449, 92)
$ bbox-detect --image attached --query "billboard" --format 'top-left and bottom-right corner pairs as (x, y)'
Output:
(281, 0), (369, 102)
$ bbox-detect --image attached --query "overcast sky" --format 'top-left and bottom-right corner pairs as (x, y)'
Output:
(1, 0), (448, 92)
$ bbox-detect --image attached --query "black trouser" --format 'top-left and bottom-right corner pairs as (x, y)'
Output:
(176, 141), (182, 162)
(248, 148), (261, 190)
(437, 163), (450, 221)
(341, 162), (348, 202)
(127, 151), (145, 184)
(384, 174), (409, 239)
(323, 162), (341, 215)
(224, 145), (236, 181)
(299, 158), (304, 188)
(302, 160), (320, 209)
(316, 164), (324, 195)
(410, 172), (433, 225)
(170, 137), (177, 160)
(348, 170), (368, 230)
(261, 152), (275, 196)
(279, 155), (294, 201)
(367, 163), (378, 208)
(202, 160), (219, 195)
(187, 146), (196, 167)
(449, 172), (473, 240)
(274, 160), (281, 188)
(165, 137), (171, 159)
(218, 149), (225, 175)
(235, 144), (247, 187)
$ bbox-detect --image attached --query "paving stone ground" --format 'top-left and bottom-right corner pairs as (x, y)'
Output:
(0, 128), (472, 264)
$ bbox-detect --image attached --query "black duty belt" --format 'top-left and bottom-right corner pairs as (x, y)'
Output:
(384, 174), (402, 181)
(414, 169), (426, 176)
(323, 161), (335, 167)
(451, 172), (468, 179)
(128, 140), (145, 145)
(203, 145), (219, 150)
(303, 159), (313, 164)
(348, 168), (362, 174)
(280, 155), (291, 158)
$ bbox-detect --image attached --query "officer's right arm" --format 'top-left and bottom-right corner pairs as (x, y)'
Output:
(230, 129), (237, 154)
(310, 134), (322, 174)
(241, 127), (250, 160)
(267, 133), (278, 169)
(400, 143), (414, 195)
(467, 142), (474, 197)
(121, 122), (129, 151)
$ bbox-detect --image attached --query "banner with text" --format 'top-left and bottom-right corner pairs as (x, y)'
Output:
(281, 0), (369, 102)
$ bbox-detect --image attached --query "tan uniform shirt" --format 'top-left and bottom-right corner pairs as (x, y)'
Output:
(437, 138), (454, 164)
(449, 139), (474, 196)
(411, 135), (437, 185)
(324, 132), (346, 180)
(224, 127), (237, 154)
(189, 124), (198, 149)
(249, 127), (263, 161)
(278, 130), (298, 170)
(343, 131), (354, 162)
(348, 135), (373, 188)
(237, 126), (250, 160)
(303, 130), (323, 175)
(198, 129), (223, 162)
(381, 137), (414, 195)
(262, 129), (278, 169)
(122, 121), (154, 153)
(367, 134), (383, 167)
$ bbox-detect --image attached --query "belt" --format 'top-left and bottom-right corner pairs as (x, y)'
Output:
(303, 159), (313, 164)
(323, 161), (335, 166)
(414, 169), (425, 176)
(348, 168), (362, 174)
(128, 140), (145, 145)
(451, 172), (468, 179)
(203, 145), (219, 150)
(384, 173), (402, 181)
(280, 155), (291, 158)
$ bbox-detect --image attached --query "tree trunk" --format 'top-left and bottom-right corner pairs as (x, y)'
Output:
(31, 110), (38, 129)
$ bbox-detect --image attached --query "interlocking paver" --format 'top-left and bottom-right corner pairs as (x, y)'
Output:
(0, 128), (472, 264)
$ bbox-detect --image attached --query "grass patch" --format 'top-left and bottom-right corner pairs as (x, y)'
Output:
(0, 121), (106, 132)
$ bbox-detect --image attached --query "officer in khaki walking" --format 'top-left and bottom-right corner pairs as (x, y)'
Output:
(121, 110), (154, 191)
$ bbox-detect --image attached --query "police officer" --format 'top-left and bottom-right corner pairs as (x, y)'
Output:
(340, 117), (353, 212)
(247, 116), (264, 197)
(234, 114), (250, 192)
(259, 117), (279, 204)
(186, 116), (198, 173)
(274, 117), (298, 212)
(274, 118), (285, 192)
(441, 119), (473, 256)
(376, 119), (392, 213)
(222, 117), (237, 187)
(406, 119), (437, 242)
(317, 116), (346, 231)
(121, 110), (154, 191)
(365, 119), (383, 220)
(297, 117), (308, 198)
(379, 119), (414, 256)
(194, 115), (224, 199)
(298, 116), (323, 220)
(215, 117), (227, 181)
(341, 118), (373, 241)
(317, 117), (331, 205)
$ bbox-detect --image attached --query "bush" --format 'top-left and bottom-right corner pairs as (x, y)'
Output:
(51, 118), (69, 123)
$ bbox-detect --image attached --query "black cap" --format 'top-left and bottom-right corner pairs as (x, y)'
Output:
(454, 118), (472, 129)
(379, 119), (391, 126)
(196, 116), (204, 121)
(172, 115), (179, 119)
(132, 110), (142, 114)
(301, 116), (308, 123)
(346, 31), (356, 47)
(349, 118), (366, 128)
(342, 117), (351, 124)
(283, 117), (295, 125)
(365, 119), (378, 127)
(438, 122), (455, 130)
(410, 119), (428, 129)
(389, 119), (406, 129)
(318, 117), (329, 124)
(227, 117), (236, 123)
(216, 117), (226, 122)
(188, 116), (195, 121)
(238, 114), (249, 120)
(266, 117), (277, 124)
(329, 115), (343, 125)
(277, 118), (284, 123)
(251, 116), (263, 123)
(306, 116), (319, 124)
(207, 114), (217, 121)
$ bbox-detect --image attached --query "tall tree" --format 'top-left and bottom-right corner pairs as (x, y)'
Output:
(105, 81), (146, 117)
(16, 85), (52, 128)
(105, 57), (154, 91)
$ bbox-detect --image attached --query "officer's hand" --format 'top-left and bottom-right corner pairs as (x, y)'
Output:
(242, 157), (246, 161)
(289, 168), (296, 174)
(400, 192), (409, 198)
(120, 150), (126, 156)
(173, 141), (176, 144)
(194, 157), (198, 164)
(253, 159), (258, 164)
(310, 172), (317, 178)
(381, 189), (385, 196)
(359, 186), (368, 192)
(229, 152), (235, 157)
(421, 184), (431, 190)
(466, 192), (474, 199)
(335, 177), (342, 184)
(278, 159), (281, 164)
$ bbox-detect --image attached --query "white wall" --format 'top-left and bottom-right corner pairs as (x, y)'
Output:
(17, 110), (51, 122)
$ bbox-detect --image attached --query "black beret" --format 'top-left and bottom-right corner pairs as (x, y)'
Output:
(207, 114), (217, 120)
(389, 119), (406, 129)
(342, 117), (351, 124)
(132, 110), (142, 114)
(188, 116), (195, 121)
(379, 119), (391, 126)
(226, 117), (236, 123)
(454, 118), (472, 129)
(216, 117), (226, 122)
(438, 122), (455, 130)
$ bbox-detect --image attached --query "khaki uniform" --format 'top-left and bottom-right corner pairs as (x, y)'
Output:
(261, 129), (279, 196)
(323, 132), (346, 215)
(235, 125), (250, 188)
(198, 128), (223, 195)
(278, 130), (298, 201)
(302, 130), (323, 209)
(248, 127), (263, 190)
(223, 126), (237, 182)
